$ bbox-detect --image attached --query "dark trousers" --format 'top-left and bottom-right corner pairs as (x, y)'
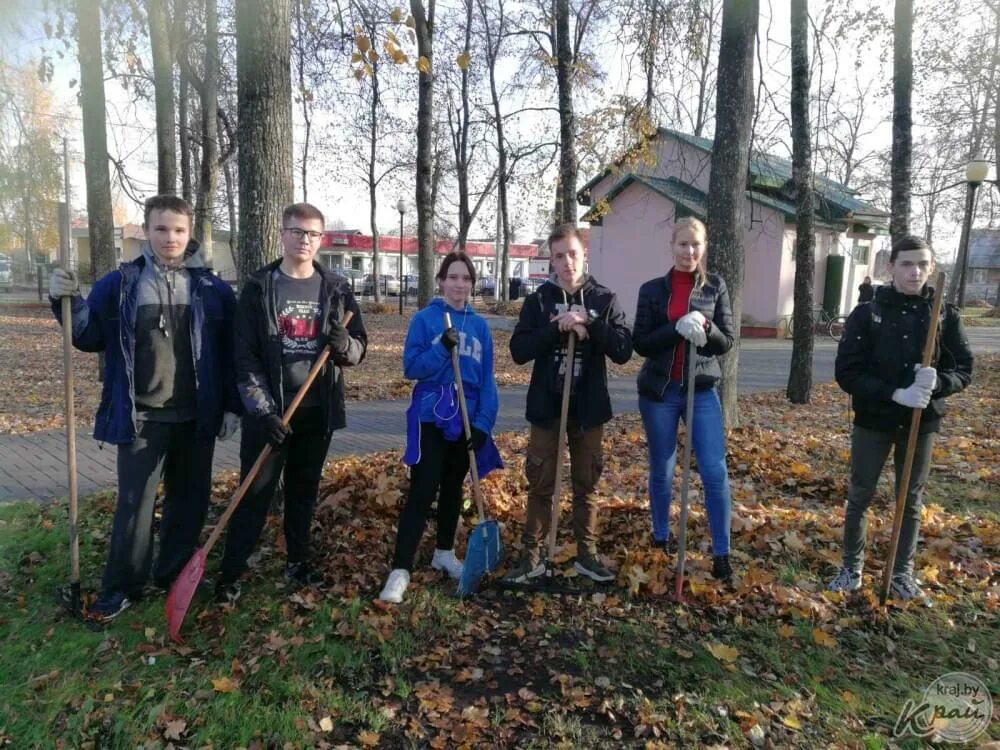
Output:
(391, 423), (469, 571)
(103, 420), (215, 595)
(522, 419), (604, 554)
(842, 425), (935, 576)
(220, 408), (332, 577)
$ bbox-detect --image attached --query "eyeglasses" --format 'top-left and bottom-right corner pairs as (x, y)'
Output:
(283, 227), (323, 242)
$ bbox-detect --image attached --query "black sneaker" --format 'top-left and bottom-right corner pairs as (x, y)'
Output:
(87, 590), (131, 623)
(214, 577), (242, 605)
(284, 562), (324, 587)
(651, 535), (668, 551)
(574, 549), (615, 583)
(712, 555), (733, 583)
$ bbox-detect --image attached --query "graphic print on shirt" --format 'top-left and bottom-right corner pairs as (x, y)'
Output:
(279, 299), (322, 357)
(549, 302), (589, 393)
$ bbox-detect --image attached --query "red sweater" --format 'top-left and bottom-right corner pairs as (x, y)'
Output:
(669, 271), (695, 382)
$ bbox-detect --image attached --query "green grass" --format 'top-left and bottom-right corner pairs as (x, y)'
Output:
(1, 496), (998, 748)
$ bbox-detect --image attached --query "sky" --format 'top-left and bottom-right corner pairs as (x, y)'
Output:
(1, 0), (989, 262)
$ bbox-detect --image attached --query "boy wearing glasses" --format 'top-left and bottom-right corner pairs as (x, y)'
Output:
(216, 203), (367, 603)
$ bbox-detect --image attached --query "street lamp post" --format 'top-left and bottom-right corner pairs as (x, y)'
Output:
(397, 199), (406, 316)
(957, 159), (990, 309)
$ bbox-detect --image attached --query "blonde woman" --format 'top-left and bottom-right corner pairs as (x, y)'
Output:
(631, 217), (736, 582)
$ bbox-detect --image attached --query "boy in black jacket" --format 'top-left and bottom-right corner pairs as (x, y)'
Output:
(504, 224), (632, 583)
(829, 236), (973, 602)
(216, 203), (367, 603)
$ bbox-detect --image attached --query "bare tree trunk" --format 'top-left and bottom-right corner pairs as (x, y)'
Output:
(480, 0), (512, 303)
(179, 72), (193, 203)
(224, 156), (238, 279)
(694, 0), (716, 138)
(706, 0), (757, 427)
(453, 0), (473, 252)
(367, 20), (383, 304)
(786, 0), (815, 404)
(411, 0), (436, 307)
(176, 0), (192, 203)
(294, 0), (312, 201)
(554, 0), (577, 226)
(195, 0), (219, 267)
(236, 0), (293, 285)
(147, 0), (177, 194)
(890, 0), (913, 241)
(76, 0), (115, 280)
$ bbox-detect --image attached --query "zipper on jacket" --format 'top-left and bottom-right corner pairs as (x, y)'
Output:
(119, 268), (138, 439)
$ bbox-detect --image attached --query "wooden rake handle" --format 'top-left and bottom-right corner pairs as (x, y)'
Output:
(878, 273), (946, 605)
(547, 330), (577, 562)
(444, 311), (487, 523)
(202, 310), (354, 555)
(673, 340), (698, 601)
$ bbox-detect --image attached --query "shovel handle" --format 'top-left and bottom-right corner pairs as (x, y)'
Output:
(878, 273), (945, 605)
(673, 340), (698, 601)
(444, 312), (487, 522)
(547, 330), (576, 561)
(202, 310), (354, 555)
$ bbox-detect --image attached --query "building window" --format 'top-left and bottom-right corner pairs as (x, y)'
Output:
(851, 241), (870, 265)
(973, 269), (987, 284)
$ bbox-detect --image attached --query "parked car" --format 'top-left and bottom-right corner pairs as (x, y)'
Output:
(400, 274), (419, 295)
(362, 273), (399, 296)
(0, 254), (12, 292)
(333, 268), (364, 292)
(476, 276), (496, 296)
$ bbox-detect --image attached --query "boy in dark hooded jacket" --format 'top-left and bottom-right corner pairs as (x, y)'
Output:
(504, 224), (632, 583)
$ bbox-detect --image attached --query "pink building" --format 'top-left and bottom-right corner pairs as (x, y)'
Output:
(578, 129), (889, 336)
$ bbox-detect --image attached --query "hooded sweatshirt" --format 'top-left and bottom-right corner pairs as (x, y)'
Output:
(132, 243), (206, 420)
(403, 297), (498, 435)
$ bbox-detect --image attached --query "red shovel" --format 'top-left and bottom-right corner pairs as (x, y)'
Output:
(166, 311), (353, 641)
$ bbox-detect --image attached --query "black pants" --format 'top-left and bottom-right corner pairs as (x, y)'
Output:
(220, 407), (332, 578)
(842, 425), (934, 576)
(103, 420), (215, 595)
(391, 423), (469, 571)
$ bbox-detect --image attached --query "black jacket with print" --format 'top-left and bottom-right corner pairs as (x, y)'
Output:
(631, 270), (735, 400)
(510, 275), (632, 430)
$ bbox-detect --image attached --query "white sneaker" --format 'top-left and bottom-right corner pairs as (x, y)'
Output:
(379, 569), (410, 603)
(431, 548), (464, 579)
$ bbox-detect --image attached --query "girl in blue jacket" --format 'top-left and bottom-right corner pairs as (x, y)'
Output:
(380, 252), (500, 603)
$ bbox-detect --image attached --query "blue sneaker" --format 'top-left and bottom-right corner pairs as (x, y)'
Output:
(88, 590), (131, 622)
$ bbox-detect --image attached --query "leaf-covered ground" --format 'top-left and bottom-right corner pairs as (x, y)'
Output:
(0, 304), (641, 435)
(1, 355), (996, 748)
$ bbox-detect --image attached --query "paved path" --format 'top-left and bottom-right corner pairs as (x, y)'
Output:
(3, 325), (997, 504)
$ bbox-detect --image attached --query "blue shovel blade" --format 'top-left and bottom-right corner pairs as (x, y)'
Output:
(456, 519), (503, 598)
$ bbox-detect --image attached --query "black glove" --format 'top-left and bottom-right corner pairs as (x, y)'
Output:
(441, 327), (460, 352)
(467, 428), (488, 453)
(260, 413), (291, 447)
(326, 320), (351, 356)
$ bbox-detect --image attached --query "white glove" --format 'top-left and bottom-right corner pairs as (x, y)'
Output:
(913, 365), (937, 392)
(217, 412), (240, 440)
(892, 383), (932, 409)
(49, 268), (79, 298)
(676, 312), (708, 348)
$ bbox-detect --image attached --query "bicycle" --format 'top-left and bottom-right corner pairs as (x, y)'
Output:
(779, 308), (847, 341)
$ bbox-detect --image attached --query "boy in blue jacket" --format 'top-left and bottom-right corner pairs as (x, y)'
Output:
(49, 195), (241, 621)
(380, 251), (500, 603)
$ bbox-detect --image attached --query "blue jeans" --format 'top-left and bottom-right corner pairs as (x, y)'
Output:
(639, 384), (731, 556)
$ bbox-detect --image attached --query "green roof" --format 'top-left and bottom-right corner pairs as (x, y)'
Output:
(579, 127), (888, 231)
(582, 174), (812, 227)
